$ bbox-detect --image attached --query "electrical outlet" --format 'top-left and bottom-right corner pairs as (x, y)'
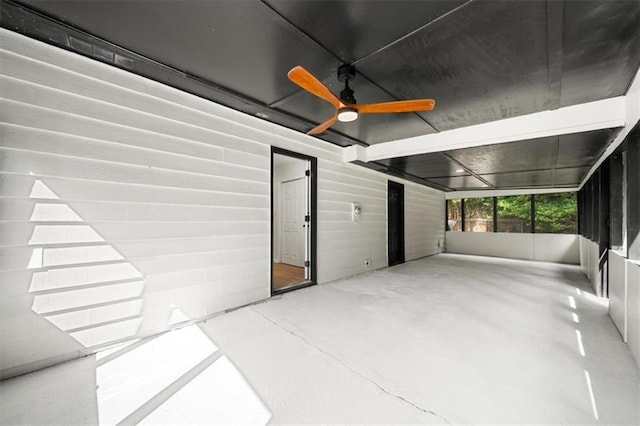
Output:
(364, 258), (371, 268)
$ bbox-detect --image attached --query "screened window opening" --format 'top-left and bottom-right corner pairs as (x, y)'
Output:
(447, 199), (462, 231)
(464, 197), (493, 232)
(535, 193), (577, 234)
(497, 195), (531, 233)
(446, 191), (578, 235)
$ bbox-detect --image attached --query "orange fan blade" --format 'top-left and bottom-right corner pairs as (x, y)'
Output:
(307, 114), (338, 135)
(288, 66), (343, 110)
(356, 99), (435, 114)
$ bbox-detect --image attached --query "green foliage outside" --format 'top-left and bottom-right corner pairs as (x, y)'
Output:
(447, 199), (462, 231)
(535, 193), (577, 233)
(464, 197), (493, 219)
(497, 195), (531, 232)
(447, 192), (577, 234)
(464, 197), (493, 231)
(497, 195), (531, 222)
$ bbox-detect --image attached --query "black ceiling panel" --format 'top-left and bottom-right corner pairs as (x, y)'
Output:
(556, 128), (621, 168)
(19, 0), (336, 105)
(427, 175), (488, 190)
(356, 0), (550, 131)
(264, 0), (467, 64)
(481, 170), (554, 188)
(376, 152), (467, 179)
(551, 167), (592, 186)
(444, 128), (621, 178)
(480, 166), (591, 188)
(446, 137), (559, 175)
(560, 1), (640, 107)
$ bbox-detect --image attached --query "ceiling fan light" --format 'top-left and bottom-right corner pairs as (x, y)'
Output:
(337, 108), (358, 122)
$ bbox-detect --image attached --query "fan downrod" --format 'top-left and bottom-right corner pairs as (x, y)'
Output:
(338, 64), (357, 104)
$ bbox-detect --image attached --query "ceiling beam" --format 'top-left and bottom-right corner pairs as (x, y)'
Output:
(344, 97), (626, 163)
(445, 187), (579, 200)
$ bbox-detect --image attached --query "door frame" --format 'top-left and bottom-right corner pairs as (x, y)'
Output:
(271, 147), (317, 295)
(388, 180), (405, 267)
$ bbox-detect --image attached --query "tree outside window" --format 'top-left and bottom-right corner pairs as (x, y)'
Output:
(446, 192), (577, 234)
(447, 199), (462, 231)
(535, 192), (577, 234)
(464, 197), (493, 232)
(497, 195), (531, 233)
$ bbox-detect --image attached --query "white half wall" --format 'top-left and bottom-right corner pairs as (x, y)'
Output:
(0, 29), (445, 379)
(579, 237), (601, 295)
(607, 251), (640, 369)
(609, 251), (628, 340)
(627, 261), (640, 369)
(445, 232), (579, 264)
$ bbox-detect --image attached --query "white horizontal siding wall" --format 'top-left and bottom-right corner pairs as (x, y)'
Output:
(316, 160), (389, 283)
(405, 184), (445, 261)
(0, 29), (445, 378)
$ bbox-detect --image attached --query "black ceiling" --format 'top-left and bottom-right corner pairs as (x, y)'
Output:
(2, 0), (639, 191)
(373, 128), (621, 190)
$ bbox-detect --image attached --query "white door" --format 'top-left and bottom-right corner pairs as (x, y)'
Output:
(281, 178), (305, 267)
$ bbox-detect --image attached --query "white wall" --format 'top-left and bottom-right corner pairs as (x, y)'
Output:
(609, 251), (628, 339)
(405, 184), (446, 261)
(608, 250), (640, 368)
(627, 261), (640, 369)
(315, 161), (445, 283)
(579, 236), (600, 294)
(0, 29), (445, 378)
(445, 232), (580, 264)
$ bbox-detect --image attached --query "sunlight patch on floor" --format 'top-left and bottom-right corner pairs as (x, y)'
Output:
(96, 324), (218, 424)
(140, 355), (271, 425)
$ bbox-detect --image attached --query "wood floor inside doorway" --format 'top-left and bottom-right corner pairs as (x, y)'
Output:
(273, 263), (305, 290)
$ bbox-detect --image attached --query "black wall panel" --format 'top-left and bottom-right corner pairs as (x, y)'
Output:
(609, 152), (624, 250)
(626, 127), (640, 260)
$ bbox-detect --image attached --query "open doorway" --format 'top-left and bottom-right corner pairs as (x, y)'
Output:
(388, 180), (405, 267)
(271, 148), (316, 294)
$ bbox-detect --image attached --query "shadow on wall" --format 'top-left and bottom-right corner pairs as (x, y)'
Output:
(10, 180), (272, 424)
(28, 180), (144, 347)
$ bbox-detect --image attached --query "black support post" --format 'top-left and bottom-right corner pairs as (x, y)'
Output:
(530, 194), (536, 233)
(577, 189), (582, 236)
(609, 152), (624, 250)
(493, 197), (498, 232)
(599, 161), (610, 254)
(627, 126), (640, 260)
(461, 199), (466, 232)
(593, 171), (600, 243)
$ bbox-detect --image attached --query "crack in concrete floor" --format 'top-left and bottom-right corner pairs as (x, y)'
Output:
(251, 306), (455, 425)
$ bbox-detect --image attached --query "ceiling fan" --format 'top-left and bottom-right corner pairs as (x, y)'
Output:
(287, 64), (435, 135)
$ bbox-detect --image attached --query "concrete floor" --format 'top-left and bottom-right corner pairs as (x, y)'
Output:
(1, 254), (639, 424)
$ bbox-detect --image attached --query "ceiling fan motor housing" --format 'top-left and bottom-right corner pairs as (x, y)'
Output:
(337, 64), (355, 82)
